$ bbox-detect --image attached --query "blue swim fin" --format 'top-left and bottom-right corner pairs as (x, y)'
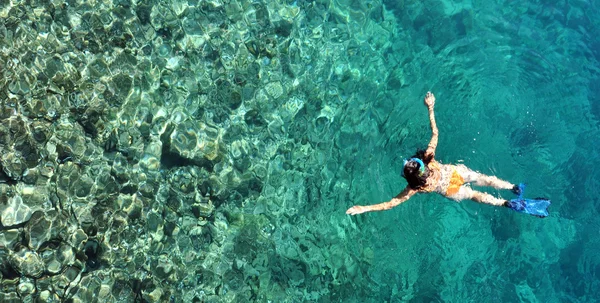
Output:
(506, 197), (551, 218)
(511, 183), (526, 198)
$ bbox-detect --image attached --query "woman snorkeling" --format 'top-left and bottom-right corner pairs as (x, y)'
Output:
(346, 92), (551, 218)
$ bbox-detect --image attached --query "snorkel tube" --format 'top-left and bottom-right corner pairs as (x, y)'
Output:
(402, 158), (426, 177)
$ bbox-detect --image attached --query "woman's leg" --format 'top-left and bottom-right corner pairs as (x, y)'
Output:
(474, 175), (514, 190)
(470, 190), (507, 206)
(455, 164), (514, 190)
(449, 186), (506, 206)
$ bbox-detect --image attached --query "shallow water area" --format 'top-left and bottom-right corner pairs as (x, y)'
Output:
(0, 0), (599, 302)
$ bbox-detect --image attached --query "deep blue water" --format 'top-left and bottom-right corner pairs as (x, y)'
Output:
(337, 0), (600, 301)
(1, 0), (599, 302)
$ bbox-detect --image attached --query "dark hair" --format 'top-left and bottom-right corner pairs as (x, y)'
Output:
(403, 149), (432, 190)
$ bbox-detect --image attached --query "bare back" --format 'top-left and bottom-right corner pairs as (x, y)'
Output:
(422, 161), (477, 196)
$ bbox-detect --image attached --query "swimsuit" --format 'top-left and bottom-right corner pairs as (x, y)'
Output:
(446, 170), (465, 195)
(423, 162), (478, 200)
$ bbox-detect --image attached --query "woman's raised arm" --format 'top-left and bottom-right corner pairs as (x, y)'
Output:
(424, 92), (438, 160)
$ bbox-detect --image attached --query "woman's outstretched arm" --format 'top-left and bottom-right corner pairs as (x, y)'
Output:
(346, 186), (417, 215)
(424, 92), (438, 160)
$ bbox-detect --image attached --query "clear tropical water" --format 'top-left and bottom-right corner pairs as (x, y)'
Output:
(0, 0), (598, 302)
(345, 1), (600, 301)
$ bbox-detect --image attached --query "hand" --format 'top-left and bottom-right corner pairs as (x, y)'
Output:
(424, 91), (435, 108)
(346, 205), (368, 215)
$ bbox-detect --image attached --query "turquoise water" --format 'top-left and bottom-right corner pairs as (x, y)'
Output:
(345, 1), (599, 302)
(0, 0), (598, 302)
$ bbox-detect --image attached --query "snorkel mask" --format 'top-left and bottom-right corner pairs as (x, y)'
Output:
(402, 158), (426, 177)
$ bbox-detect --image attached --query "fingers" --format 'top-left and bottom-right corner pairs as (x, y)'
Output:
(425, 91), (435, 101)
(346, 206), (365, 215)
(424, 91), (435, 107)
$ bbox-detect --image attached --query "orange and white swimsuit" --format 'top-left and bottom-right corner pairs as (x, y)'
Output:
(422, 161), (481, 200)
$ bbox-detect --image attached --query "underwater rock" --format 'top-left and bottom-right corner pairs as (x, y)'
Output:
(0, 195), (33, 226)
(111, 73), (133, 101)
(138, 141), (162, 172)
(83, 239), (101, 270)
(8, 73), (34, 96)
(181, 12), (204, 36)
(146, 288), (164, 303)
(265, 81), (284, 99)
(17, 278), (35, 297)
(0, 0), (401, 300)
(10, 248), (45, 278)
(0, 227), (19, 249)
(25, 211), (54, 250)
(0, 292), (20, 302)
(25, 210), (69, 251)
(0, 151), (27, 181)
(37, 290), (61, 303)
(192, 201), (214, 219)
(51, 119), (88, 162)
(0, 117), (38, 179)
(169, 166), (200, 196)
(116, 193), (143, 220)
(168, 119), (223, 163)
(64, 274), (102, 302)
(69, 229), (89, 252)
(146, 209), (165, 242)
(0, 98), (18, 120)
(153, 254), (175, 281)
(106, 123), (146, 160)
